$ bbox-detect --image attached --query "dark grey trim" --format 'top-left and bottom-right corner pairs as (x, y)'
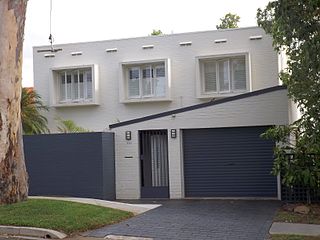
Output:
(101, 133), (116, 200)
(109, 85), (287, 129)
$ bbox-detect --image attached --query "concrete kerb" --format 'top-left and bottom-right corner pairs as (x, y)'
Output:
(270, 222), (320, 237)
(29, 196), (161, 215)
(0, 226), (67, 239)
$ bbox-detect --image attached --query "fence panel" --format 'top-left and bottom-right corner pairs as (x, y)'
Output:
(281, 153), (320, 203)
(23, 132), (115, 200)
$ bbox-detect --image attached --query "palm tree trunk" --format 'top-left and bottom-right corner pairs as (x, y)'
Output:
(0, 0), (28, 204)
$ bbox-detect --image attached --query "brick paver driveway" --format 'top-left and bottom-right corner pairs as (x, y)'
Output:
(86, 200), (279, 240)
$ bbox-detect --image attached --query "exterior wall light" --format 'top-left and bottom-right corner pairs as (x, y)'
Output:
(125, 131), (131, 141)
(170, 129), (177, 138)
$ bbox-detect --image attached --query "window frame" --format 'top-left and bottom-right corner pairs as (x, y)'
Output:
(120, 59), (171, 103)
(51, 64), (99, 107)
(127, 64), (166, 99)
(196, 53), (250, 98)
(58, 68), (91, 103)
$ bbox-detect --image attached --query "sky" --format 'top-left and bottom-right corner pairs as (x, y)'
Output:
(22, 0), (271, 87)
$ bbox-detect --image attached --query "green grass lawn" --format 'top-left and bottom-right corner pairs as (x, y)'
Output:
(0, 199), (133, 234)
(271, 234), (320, 240)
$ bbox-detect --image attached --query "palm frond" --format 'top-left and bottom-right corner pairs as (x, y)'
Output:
(21, 88), (49, 135)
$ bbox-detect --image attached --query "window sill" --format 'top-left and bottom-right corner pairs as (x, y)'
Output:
(121, 97), (172, 104)
(197, 90), (249, 99)
(52, 101), (99, 107)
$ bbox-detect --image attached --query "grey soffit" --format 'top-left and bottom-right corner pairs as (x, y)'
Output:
(109, 85), (287, 129)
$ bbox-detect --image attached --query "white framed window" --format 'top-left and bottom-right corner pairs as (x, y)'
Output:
(119, 59), (170, 102)
(58, 68), (93, 103)
(127, 64), (166, 99)
(51, 65), (99, 106)
(200, 55), (248, 95)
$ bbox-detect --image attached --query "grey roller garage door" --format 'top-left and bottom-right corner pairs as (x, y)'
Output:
(183, 126), (277, 198)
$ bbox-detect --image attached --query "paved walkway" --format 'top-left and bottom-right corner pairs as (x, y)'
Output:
(270, 222), (320, 236)
(30, 196), (161, 215)
(85, 200), (280, 240)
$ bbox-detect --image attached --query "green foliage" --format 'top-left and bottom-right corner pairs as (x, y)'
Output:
(216, 13), (240, 29)
(257, 1), (320, 121)
(151, 29), (163, 36)
(0, 199), (132, 234)
(57, 118), (90, 133)
(258, 0), (320, 203)
(21, 88), (49, 135)
(262, 125), (320, 197)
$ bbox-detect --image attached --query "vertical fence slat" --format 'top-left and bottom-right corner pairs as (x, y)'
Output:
(281, 153), (320, 203)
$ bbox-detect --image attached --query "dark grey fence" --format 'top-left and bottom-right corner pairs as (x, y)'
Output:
(281, 153), (320, 203)
(23, 132), (115, 200)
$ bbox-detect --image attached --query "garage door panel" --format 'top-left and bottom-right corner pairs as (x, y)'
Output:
(183, 126), (277, 198)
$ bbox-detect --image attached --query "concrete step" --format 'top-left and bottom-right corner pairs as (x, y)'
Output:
(270, 222), (320, 236)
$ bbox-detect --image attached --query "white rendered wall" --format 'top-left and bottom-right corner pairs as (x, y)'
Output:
(33, 27), (280, 132)
(112, 89), (289, 199)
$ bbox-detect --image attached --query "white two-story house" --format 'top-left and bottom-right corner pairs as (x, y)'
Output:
(33, 27), (297, 200)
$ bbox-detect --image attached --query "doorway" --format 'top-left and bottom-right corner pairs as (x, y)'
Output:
(139, 130), (169, 198)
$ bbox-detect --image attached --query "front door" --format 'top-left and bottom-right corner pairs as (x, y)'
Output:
(140, 130), (169, 198)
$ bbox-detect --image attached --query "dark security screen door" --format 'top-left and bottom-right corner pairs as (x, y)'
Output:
(140, 130), (169, 198)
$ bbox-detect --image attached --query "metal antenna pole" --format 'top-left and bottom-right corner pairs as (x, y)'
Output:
(37, 0), (62, 53)
(49, 0), (53, 51)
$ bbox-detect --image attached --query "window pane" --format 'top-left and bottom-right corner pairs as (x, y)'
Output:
(129, 68), (139, 79)
(155, 65), (165, 77)
(66, 74), (72, 100)
(60, 74), (66, 101)
(126, 63), (166, 99)
(73, 72), (79, 100)
(79, 72), (84, 99)
(86, 70), (92, 99)
(204, 62), (217, 92)
(219, 60), (230, 92)
(142, 67), (152, 96)
(232, 57), (246, 90)
(58, 68), (93, 102)
(142, 67), (152, 78)
(154, 66), (166, 97)
(128, 68), (140, 97)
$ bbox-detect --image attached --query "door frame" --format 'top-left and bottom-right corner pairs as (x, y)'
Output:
(139, 129), (170, 199)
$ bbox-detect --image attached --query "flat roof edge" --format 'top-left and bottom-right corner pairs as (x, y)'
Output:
(33, 26), (262, 49)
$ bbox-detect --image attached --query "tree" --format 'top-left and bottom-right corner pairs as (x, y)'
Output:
(21, 88), (49, 135)
(57, 119), (90, 133)
(0, 0), (29, 204)
(151, 29), (163, 36)
(216, 13), (240, 29)
(258, 1), (320, 203)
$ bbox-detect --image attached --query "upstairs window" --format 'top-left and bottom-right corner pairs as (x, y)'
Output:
(202, 56), (247, 94)
(127, 63), (166, 99)
(58, 68), (93, 103)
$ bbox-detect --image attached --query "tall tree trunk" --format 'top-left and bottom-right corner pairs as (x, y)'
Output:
(0, 0), (28, 204)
